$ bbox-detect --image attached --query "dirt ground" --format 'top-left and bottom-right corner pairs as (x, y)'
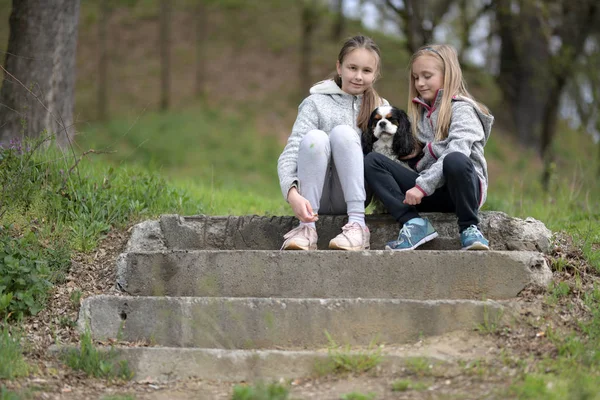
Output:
(2, 229), (596, 400)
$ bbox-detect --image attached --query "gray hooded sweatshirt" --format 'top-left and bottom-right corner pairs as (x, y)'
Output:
(412, 90), (493, 206)
(277, 79), (387, 200)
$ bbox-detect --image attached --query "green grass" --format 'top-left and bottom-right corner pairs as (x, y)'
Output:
(62, 328), (133, 380)
(339, 392), (376, 400)
(100, 395), (136, 400)
(231, 381), (290, 400)
(391, 379), (430, 392)
(76, 107), (284, 199)
(313, 331), (382, 376)
(0, 386), (30, 400)
(0, 325), (29, 380)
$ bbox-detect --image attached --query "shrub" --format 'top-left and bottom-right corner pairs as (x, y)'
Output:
(0, 229), (54, 320)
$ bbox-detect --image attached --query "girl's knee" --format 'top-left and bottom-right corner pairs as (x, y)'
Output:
(300, 130), (329, 152)
(443, 152), (472, 176)
(330, 125), (359, 148)
(364, 152), (384, 169)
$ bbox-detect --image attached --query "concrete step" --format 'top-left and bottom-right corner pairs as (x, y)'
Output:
(117, 250), (551, 300)
(132, 211), (551, 253)
(48, 346), (454, 382)
(79, 295), (503, 349)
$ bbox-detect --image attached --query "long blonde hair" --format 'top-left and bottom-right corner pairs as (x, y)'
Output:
(331, 35), (384, 133)
(408, 44), (490, 141)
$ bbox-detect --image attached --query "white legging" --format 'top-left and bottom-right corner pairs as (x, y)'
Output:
(296, 125), (366, 216)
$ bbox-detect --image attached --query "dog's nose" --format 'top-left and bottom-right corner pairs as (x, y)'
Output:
(379, 120), (387, 127)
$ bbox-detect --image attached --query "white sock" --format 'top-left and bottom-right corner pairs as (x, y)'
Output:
(300, 222), (316, 229)
(348, 212), (366, 227)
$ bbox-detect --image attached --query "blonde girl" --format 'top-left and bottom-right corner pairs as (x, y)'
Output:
(364, 44), (494, 250)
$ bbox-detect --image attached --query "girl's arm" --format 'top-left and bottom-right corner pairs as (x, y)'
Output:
(415, 104), (486, 196)
(277, 98), (320, 201)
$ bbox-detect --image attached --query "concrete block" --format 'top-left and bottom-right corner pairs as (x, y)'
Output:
(153, 212), (552, 253)
(116, 250), (551, 300)
(79, 295), (503, 349)
(48, 346), (453, 382)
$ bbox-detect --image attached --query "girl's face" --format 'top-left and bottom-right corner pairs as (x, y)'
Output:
(412, 55), (444, 103)
(336, 48), (378, 96)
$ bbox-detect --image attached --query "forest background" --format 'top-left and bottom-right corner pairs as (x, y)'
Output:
(0, 0), (599, 398)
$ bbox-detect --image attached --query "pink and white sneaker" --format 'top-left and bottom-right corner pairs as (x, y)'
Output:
(281, 225), (318, 250)
(328, 222), (370, 251)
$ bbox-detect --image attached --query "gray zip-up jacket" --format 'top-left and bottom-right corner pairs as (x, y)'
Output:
(413, 90), (493, 206)
(277, 79), (386, 200)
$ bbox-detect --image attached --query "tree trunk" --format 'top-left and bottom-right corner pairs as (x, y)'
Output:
(495, 0), (551, 148)
(540, 76), (566, 191)
(195, 0), (207, 97)
(331, 0), (344, 42)
(97, 0), (110, 121)
(300, 0), (318, 94)
(0, 0), (81, 147)
(159, 0), (171, 111)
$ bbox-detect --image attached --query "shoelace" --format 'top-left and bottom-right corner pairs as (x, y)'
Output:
(280, 225), (314, 250)
(397, 224), (413, 243)
(463, 225), (481, 238)
(339, 223), (364, 246)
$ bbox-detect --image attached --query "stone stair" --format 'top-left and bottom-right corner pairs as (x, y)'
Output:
(74, 212), (553, 381)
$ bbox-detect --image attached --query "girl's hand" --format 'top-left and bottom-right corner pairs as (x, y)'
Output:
(404, 187), (425, 205)
(287, 188), (319, 223)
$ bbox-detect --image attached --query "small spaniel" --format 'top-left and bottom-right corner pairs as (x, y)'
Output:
(363, 105), (422, 213)
(362, 105), (416, 162)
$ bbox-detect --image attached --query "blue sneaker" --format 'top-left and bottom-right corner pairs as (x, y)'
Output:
(460, 225), (490, 250)
(385, 217), (438, 251)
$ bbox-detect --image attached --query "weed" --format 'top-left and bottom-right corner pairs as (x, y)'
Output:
(0, 325), (29, 379)
(475, 303), (504, 334)
(0, 228), (54, 320)
(231, 381), (289, 400)
(62, 328), (133, 380)
(391, 379), (410, 391)
(314, 331), (382, 376)
(550, 256), (568, 272)
(59, 316), (77, 329)
(0, 386), (28, 400)
(339, 392), (376, 400)
(70, 290), (82, 308)
(404, 357), (433, 378)
(391, 379), (429, 392)
(546, 281), (571, 305)
(101, 395), (136, 400)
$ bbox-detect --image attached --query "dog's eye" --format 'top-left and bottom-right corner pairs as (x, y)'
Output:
(374, 114), (382, 120)
(385, 113), (392, 119)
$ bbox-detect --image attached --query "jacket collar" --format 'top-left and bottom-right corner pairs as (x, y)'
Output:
(412, 89), (443, 110)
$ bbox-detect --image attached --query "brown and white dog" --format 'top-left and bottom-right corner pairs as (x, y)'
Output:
(362, 105), (421, 213)
(362, 105), (415, 161)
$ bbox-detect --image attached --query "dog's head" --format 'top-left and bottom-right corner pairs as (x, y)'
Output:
(362, 105), (413, 158)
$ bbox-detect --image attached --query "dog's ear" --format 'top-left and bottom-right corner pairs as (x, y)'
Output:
(392, 110), (415, 158)
(393, 109), (410, 135)
(362, 108), (379, 155)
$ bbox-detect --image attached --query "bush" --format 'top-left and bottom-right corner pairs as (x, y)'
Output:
(0, 229), (55, 320)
